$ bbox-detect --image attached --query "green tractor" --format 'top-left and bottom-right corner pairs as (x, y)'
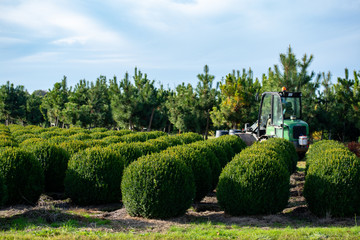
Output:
(237, 89), (309, 154)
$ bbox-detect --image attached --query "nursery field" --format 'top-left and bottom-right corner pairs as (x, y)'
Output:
(1, 124), (360, 239)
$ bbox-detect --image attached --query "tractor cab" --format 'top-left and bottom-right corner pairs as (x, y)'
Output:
(257, 89), (309, 152)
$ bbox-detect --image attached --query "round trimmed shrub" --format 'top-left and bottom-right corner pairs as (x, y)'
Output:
(69, 133), (92, 141)
(102, 136), (122, 144)
(131, 142), (159, 156)
(108, 130), (132, 137)
(265, 138), (298, 173)
(107, 142), (143, 167)
(178, 132), (203, 144)
(83, 139), (108, 148)
(217, 152), (290, 215)
(0, 136), (18, 148)
(121, 153), (195, 219)
(90, 127), (108, 133)
(188, 142), (221, 189)
(304, 148), (360, 217)
(147, 138), (170, 151)
(0, 174), (7, 206)
(47, 136), (69, 144)
(59, 140), (89, 156)
(90, 132), (110, 140)
(0, 147), (44, 205)
(305, 140), (347, 174)
(64, 147), (124, 205)
(28, 142), (70, 192)
(208, 138), (234, 165)
(10, 129), (32, 139)
(165, 145), (212, 202)
(40, 131), (61, 139)
(217, 135), (247, 155)
(20, 138), (45, 148)
(14, 133), (38, 143)
(202, 141), (228, 170)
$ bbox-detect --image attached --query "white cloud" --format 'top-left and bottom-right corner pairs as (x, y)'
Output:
(0, 0), (129, 47)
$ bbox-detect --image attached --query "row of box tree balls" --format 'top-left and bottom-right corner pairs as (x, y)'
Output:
(1, 124), (359, 219)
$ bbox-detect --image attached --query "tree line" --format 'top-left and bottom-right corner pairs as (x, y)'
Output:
(1, 47), (359, 141)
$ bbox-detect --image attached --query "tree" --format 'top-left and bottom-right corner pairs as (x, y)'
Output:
(0, 81), (28, 125)
(63, 80), (92, 128)
(26, 91), (45, 125)
(210, 69), (261, 129)
(332, 69), (360, 141)
(41, 76), (69, 127)
(166, 83), (200, 133)
(109, 73), (138, 130)
(195, 65), (218, 139)
(87, 76), (113, 128)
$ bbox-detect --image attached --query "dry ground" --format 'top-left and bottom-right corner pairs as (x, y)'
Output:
(0, 161), (358, 233)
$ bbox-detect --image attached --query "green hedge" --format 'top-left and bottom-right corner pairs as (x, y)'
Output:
(47, 136), (69, 144)
(304, 146), (360, 217)
(68, 133), (92, 141)
(27, 142), (70, 192)
(64, 147), (124, 205)
(107, 142), (143, 167)
(20, 138), (45, 148)
(121, 153), (195, 219)
(0, 135), (18, 148)
(0, 174), (6, 206)
(217, 150), (290, 215)
(164, 145), (212, 202)
(188, 142), (221, 190)
(207, 138), (235, 166)
(305, 140), (347, 174)
(119, 131), (166, 143)
(0, 147), (44, 205)
(59, 140), (89, 156)
(14, 133), (38, 143)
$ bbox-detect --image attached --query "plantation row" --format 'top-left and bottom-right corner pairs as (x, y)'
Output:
(1, 123), (359, 219)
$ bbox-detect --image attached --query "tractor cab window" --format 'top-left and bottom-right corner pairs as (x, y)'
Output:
(281, 97), (301, 119)
(260, 94), (272, 130)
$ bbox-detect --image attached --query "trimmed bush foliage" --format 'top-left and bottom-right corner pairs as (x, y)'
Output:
(188, 142), (221, 189)
(107, 142), (143, 167)
(64, 147), (124, 205)
(265, 138), (298, 173)
(14, 133), (38, 143)
(28, 142), (70, 192)
(164, 145), (212, 202)
(0, 136), (18, 148)
(0, 147), (44, 205)
(47, 136), (69, 144)
(217, 151), (290, 215)
(208, 137), (235, 165)
(121, 153), (195, 219)
(69, 133), (92, 141)
(20, 138), (45, 148)
(59, 140), (89, 156)
(0, 174), (7, 206)
(178, 132), (203, 144)
(119, 131), (166, 143)
(305, 140), (347, 174)
(304, 145), (360, 217)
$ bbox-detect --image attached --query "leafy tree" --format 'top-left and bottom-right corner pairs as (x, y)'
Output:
(109, 73), (137, 130)
(166, 83), (200, 133)
(210, 69), (261, 129)
(63, 80), (92, 128)
(0, 81), (27, 125)
(88, 76), (113, 128)
(40, 76), (69, 127)
(195, 65), (218, 139)
(26, 91), (45, 125)
(332, 69), (360, 141)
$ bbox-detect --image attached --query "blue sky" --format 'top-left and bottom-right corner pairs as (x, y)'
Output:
(0, 0), (359, 93)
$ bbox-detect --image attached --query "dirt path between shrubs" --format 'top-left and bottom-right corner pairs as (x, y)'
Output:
(0, 161), (358, 233)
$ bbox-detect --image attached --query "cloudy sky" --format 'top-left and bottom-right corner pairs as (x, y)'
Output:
(0, 0), (359, 92)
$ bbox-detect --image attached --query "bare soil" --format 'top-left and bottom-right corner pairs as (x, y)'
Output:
(0, 165), (358, 233)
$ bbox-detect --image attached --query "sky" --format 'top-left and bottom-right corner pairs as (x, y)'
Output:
(0, 0), (359, 93)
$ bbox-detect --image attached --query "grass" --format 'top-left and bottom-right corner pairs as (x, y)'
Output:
(1, 222), (360, 239)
